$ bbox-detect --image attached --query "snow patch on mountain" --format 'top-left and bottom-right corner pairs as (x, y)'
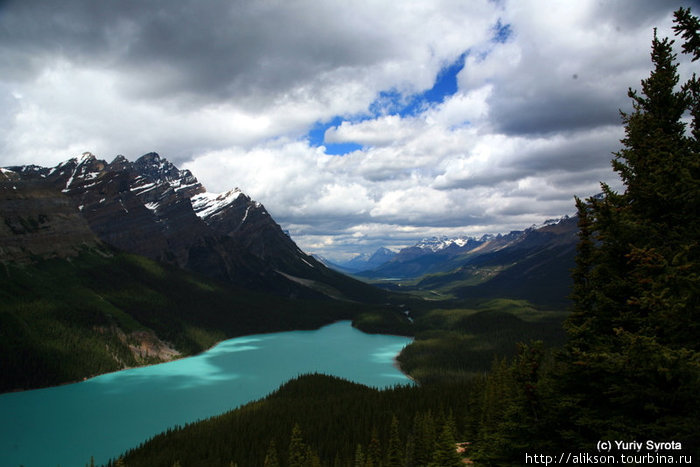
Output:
(415, 236), (476, 252)
(144, 202), (159, 212)
(527, 215), (571, 232)
(61, 153), (104, 193)
(0, 168), (20, 182)
(191, 189), (243, 219)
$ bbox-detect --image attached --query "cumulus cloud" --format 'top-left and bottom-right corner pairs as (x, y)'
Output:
(0, 0), (693, 261)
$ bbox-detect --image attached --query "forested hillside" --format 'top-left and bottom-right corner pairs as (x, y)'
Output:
(116, 374), (477, 467)
(0, 249), (404, 392)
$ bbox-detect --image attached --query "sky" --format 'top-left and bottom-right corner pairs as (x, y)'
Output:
(1, 0), (698, 262)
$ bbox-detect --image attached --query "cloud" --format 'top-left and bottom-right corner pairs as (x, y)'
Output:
(0, 0), (692, 261)
(325, 115), (420, 148)
(458, 0), (674, 136)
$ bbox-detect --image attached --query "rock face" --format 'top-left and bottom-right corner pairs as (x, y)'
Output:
(0, 169), (100, 262)
(1, 152), (336, 295)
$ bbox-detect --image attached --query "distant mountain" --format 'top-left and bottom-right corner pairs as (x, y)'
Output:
(359, 216), (578, 308)
(330, 247), (397, 273)
(420, 216), (579, 308)
(414, 235), (486, 252)
(357, 234), (492, 280)
(1, 152), (385, 302)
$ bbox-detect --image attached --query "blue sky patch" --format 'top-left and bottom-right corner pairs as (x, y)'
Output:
(307, 116), (343, 148)
(416, 52), (467, 109)
(307, 52), (468, 155)
(323, 142), (364, 155)
(307, 116), (369, 155)
(369, 52), (467, 118)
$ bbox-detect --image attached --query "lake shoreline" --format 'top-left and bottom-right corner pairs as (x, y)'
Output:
(1, 319), (414, 395)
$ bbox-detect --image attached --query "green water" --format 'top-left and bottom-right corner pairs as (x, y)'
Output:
(0, 321), (412, 467)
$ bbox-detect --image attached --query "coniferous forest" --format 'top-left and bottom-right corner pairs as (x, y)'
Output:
(103, 9), (699, 466)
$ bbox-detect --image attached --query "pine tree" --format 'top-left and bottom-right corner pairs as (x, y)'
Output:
(410, 412), (435, 466)
(385, 415), (403, 467)
(560, 9), (700, 453)
(403, 432), (416, 467)
(365, 429), (382, 467)
(471, 357), (514, 462)
(264, 439), (280, 467)
(354, 444), (365, 467)
(306, 446), (321, 467)
(428, 417), (462, 467)
(288, 424), (309, 467)
(674, 7), (700, 61)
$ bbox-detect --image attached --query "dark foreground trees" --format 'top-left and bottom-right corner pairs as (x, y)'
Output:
(560, 7), (699, 452)
(471, 8), (700, 463)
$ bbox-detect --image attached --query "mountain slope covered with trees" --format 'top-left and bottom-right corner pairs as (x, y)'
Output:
(0, 249), (401, 392)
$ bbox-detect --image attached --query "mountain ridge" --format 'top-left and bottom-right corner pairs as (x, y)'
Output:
(346, 216), (578, 308)
(355, 215), (574, 280)
(2, 152), (384, 302)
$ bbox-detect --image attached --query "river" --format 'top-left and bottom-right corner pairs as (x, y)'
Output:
(0, 321), (412, 467)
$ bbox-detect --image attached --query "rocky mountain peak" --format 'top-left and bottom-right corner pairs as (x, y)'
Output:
(414, 235), (481, 252)
(369, 247), (395, 261)
(79, 151), (96, 162)
(2, 151), (348, 298)
(0, 168), (19, 182)
(134, 152), (181, 182)
(109, 155), (130, 170)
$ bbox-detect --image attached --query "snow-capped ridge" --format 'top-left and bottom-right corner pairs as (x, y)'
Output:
(79, 152), (96, 163)
(414, 235), (477, 252)
(526, 215), (571, 232)
(191, 189), (244, 219)
(410, 215), (574, 254)
(61, 153), (104, 193)
(3, 151), (358, 301)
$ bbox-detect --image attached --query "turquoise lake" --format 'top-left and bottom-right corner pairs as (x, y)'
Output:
(0, 321), (412, 467)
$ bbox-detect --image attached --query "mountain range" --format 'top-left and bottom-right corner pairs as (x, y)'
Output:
(1, 152), (382, 302)
(0, 152), (392, 391)
(326, 217), (579, 308)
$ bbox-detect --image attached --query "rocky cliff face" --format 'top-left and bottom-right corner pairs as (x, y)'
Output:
(2, 152), (338, 295)
(0, 169), (100, 262)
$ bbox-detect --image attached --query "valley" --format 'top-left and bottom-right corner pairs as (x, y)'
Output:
(0, 153), (407, 392)
(1, 152), (575, 467)
(1, 153), (573, 393)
